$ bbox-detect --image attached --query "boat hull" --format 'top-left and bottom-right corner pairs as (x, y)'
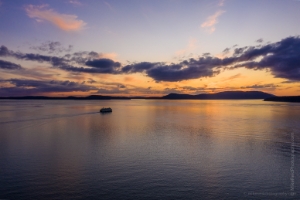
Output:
(100, 108), (112, 113)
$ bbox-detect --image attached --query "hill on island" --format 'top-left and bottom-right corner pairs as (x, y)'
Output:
(162, 91), (275, 99)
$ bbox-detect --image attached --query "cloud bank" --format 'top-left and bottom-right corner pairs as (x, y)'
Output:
(1, 36), (300, 83)
(0, 79), (97, 96)
(0, 59), (22, 70)
(232, 36), (300, 81)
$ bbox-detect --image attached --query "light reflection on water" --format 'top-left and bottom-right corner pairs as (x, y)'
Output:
(0, 99), (299, 199)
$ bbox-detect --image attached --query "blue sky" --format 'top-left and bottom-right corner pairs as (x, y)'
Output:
(0, 0), (300, 96)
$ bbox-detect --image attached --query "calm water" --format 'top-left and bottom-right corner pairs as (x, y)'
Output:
(0, 99), (299, 200)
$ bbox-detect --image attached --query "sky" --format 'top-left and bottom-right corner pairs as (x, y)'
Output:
(0, 0), (300, 97)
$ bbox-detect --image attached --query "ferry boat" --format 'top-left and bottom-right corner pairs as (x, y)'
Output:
(100, 107), (112, 113)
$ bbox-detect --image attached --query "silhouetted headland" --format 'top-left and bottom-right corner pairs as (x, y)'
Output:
(264, 96), (300, 102)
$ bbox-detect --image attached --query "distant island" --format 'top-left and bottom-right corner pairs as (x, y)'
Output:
(0, 91), (276, 100)
(160, 91), (275, 100)
(0, 95), (131, 100)
(264, 96), (300, 103)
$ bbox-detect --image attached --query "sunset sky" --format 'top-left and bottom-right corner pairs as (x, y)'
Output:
(0, 0), (300, 97)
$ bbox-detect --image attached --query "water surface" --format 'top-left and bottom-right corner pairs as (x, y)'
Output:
(0, 100), (299, 199)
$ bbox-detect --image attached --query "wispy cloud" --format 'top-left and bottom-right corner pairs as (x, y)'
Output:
(69, 0), (82, 6)
(201, 0), (226, 33)
(256, 38), (264, 43)
(222, 73), (243, 81)
(201, 10), (225, 33)
(104, 1), (115, 12)
(98, 52), (118, 61)
(25, 4), (86, 31)
(175, 38), (198, 57)
(240, 84), (278, 90)
(30, 41), (73, 54)
(218, 0), (225, 7)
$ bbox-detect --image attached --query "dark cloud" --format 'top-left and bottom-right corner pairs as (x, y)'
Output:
(180, 86), (207, 92)
(146, 63), (217, 82)
(142, 36), (300, 82)
(122, 57), (232, 82)
(202, 52), (211, 57)
(0, 59), (22, 70)
(122, 62), (159, 73)
(240, 84), (278, 89)
(0, 46), (66, 66)
(0, 79), (97, 96)
(85, 58), (121, 73)
(97, 81), (127, 89)
(222, 48), (230, 54)
(256, 38), (263, 43)
(87, 78), (96, 84)
(0, 45), (102, 69)
(222, 73), (242, 81)
(68, 51), (99, 64)
(233, 46), (248, 56)
(30, 41), (73, 54)
(281, 80), (299, 84)
(0, 45), (12, 56)
(122, 61), (219, 82)
(17, 53), (66, 66)
(181, 86), (200, 91)
(121, 49), (263, 82)
(59, 62), (120, 74)
(182, 56), (237, 67)
(237, 45), (273, 61)
(0, 45), (121, 74)
(57, 57), (122, 74)
(234, 36), (300, 81)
